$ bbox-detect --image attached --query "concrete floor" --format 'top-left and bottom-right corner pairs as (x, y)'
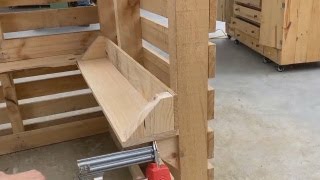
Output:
(210, 38), (320, 179)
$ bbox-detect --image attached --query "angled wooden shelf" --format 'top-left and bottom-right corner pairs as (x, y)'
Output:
(78, 39), (175, 147)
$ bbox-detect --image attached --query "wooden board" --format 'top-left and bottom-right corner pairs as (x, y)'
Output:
(0, 117), (108, 155)
(168, 0), (209, 179)
(113, 0), (142, 62)
(0, 7), (99, 33)
(16, 74), (88, 100)
(0, 31), (99, 62)
(78, 58), (174, 147)
(0, 0), (76, 7)
(140, 0), (168, 17)
(259, 0), (284, 49)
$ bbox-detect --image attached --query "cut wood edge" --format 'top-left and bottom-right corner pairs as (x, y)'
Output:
(207, 127), (214, 159)
(208, 161), (214, 180)
(82, 36), (107, 60)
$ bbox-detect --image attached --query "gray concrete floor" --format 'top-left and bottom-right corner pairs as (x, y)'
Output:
(210, 38), (320, 180)
(0, 134), (131, 180)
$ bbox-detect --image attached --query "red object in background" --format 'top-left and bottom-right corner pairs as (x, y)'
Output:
(146, 163), (171, 180)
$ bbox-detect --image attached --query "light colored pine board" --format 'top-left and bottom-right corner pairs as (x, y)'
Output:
(168, 0), (209, 179)
(208, 86), (215, 120)
(259, 0), (284, 49)
(20, 93), (98, 119)
(16, 74), (88, 100)
(0, 54), (81, 74)
(0, 31), (99, 62)
(12, 65), (78, 79)
(235, 0), (261, 8)
(231, 17), (260, 39)
(78, 58), (174, 147)
(113, 0), (142, 62)
(210, 0), (217, 32)
(25, 112), (104, 131)
(0, 117), (108, 155)
(207, 127), (214, 159)
(0, 0), (76, 7)
(0, 6), (99, 33)
(140, 0), (168, 17)
(82, 36), (107, 60)
(0, 73), (25, 133)
(143, 47), (170, 86)
(208, 161), (214, 180)
(306, 0), (320, 62)
(141, 17), (168, 53)
(106, 40), (173, 100)
(97, 0), (117, 42)
(208, 42), (216, 78)
(234, 4), (261, 24)
(0, 107), (9, 125)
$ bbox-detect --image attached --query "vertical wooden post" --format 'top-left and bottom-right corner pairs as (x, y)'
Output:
(0, 22), (24, 133)
(97, 0), (117, 43)
(0, 73), (24, 133)
(168, 0), (209, 179)
(112, 0), (143, 63)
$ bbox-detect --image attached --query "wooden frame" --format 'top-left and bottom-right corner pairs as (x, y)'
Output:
(0, 0), (216, 179)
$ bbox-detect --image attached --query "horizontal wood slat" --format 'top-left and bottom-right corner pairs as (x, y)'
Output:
(12, 65), (78, 79)
(20, 93), (98, 119)
(0, 6), (99, 33)
(0, 54), (81, 74)
(0, 107), (9, 124)
(16, 74), (88, 100)
(0, 116), (108, 155)
(0, 0), (77, 7)
(141, 17), (168, 53)
(0, 31), (99, 62)
(140, 0), (168, 17)
(24, 112), (104, 131)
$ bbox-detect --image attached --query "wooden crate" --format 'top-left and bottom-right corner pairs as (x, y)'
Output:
(218, 0), (320, 68)
(0, 0), (216, 179)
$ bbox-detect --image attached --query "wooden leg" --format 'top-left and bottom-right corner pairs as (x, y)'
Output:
(0, 73), (24, 133)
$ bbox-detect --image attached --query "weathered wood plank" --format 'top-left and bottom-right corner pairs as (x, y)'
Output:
(112, 0), (142, 62)
(168, 0), (209, 179)
(20, 93), (98, 119)
(0, 6), (99, 33)
(0, 54), (81, 74)
(0, 117), (108, 155)
(16, 74), (88, 100)
(140, 0), (168, 17)
(0, 73), (24, 133)
(0, 31), (99, 62)
(141, 17), (168, 53)
(0, 0), (76, 7)
(97, 0), (117, 42)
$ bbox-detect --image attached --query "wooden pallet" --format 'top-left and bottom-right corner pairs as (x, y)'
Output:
(0, 0), (216, 179)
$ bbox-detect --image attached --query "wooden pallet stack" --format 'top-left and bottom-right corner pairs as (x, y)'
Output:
(0, 0), (216, 179)
(218, 0), (320, 71)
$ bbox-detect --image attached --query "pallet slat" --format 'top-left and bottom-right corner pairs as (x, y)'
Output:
(20, 93), (98, 119)
(0, 6), (99, 33)
(0, 31), (99, 62)
(0, 0), (77, 7)
(0, 117), (108, 155)
(16, 74), (88, 100)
